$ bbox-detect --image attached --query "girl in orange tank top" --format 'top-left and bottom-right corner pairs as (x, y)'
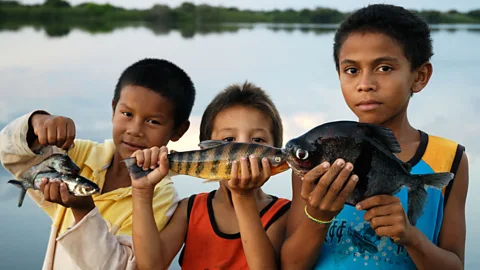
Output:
(131, 82), (291, 270)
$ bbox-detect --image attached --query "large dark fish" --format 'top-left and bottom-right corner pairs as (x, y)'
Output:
(283, 120), (454, 226)
(7, 153), (98, 207)
(123, 140), (290, 181)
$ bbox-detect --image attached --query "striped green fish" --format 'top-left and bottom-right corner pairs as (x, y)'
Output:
(123, 140), (290, 182)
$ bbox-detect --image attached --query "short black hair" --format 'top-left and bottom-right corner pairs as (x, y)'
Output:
(199, 82), (283, 148)
(333, 4), (433, 71)
(113, 58), (196, 128)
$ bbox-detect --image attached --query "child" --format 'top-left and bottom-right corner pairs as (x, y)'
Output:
(281, 4), (468, 270)
(130, 82), (291, 269)
(0, 58), (196, 269)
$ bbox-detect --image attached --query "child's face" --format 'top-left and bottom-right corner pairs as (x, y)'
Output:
(211, 105), (274, 146)
(112, 85), (187, 159)
(337, 32), (422, 125)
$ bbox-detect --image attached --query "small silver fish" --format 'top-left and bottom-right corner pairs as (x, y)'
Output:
(8, 171), (100, 207)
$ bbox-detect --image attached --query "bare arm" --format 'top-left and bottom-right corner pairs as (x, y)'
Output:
(228, 156), (282, 269)
(281, 160), (358, 270)
(404, 152), (468, 269)
(133, 189), (188, 270)
(280, 173), (331, 269)
(233, 195), (280, 269)
(131, 146), (188, 270)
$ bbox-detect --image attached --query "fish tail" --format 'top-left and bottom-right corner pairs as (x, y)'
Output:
(405, 172), (454, 226)
(8, 180), (27, 208)
(121, 157), (152, 180)
(413, 172), (454, 189)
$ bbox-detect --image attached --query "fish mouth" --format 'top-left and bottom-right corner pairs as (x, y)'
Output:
(285, 160), (309, 177)
(72, 183), (100, 197)
(73, 184), (100, 196)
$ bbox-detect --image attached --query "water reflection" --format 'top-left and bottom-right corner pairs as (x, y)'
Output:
(3, 21), (480, 38)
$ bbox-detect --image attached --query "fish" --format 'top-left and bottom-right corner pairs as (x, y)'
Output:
(8, 171), (100, 207)
(7, 153), (98, 207)
(122, 140), (290, 182)
(24, 153), (81, 177)
(283, 120), (454, 226)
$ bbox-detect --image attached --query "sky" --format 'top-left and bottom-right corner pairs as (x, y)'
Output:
(17, 0), (480, 12)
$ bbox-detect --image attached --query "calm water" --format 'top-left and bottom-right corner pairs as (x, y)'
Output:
(0, 23), (479, 269)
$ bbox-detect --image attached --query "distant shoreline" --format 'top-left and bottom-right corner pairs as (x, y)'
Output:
(1, 1), (480, 25)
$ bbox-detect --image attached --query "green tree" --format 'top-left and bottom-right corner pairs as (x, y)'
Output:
(43, 0), (71, 8)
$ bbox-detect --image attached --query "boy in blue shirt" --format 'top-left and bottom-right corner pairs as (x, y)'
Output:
(282, 4), (468, 270)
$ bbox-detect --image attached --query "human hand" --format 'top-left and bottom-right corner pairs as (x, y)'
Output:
(301, 159), (358, 223)
(226, 155), (271, 199)
(30, 113), (75, 150)
(357, 195), (414, 245)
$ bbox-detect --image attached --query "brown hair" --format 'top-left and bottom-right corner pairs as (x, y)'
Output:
(199, 81), (283, 148)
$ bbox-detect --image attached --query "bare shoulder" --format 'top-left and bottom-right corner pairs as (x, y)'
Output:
(447, 151), (469, 203)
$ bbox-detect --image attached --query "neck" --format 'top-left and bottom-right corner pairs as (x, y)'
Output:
(104, 152), (132, 192)
(379, 106), (418, 145)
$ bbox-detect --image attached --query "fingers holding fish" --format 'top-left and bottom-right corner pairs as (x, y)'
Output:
(300, 162), (330, 201)
(359, 195), (413, 245)
(131, 147), (170, 190)
(362, 199), (402, 220)
(40, 177), (96, 211)
(356, 194), (400, 211)
(319, 162), (354, 205)
(260, 157), (271, 186)
(149, 147), (161, 169)
(32, 114), (76, 150)
(302, 159), (356, 222)
(239, 157), (252, 187)
(332, 174), (358, 209)
(131, 147), (162, 171)
(228, 155), (271, 197)
(229, 160), (241, 187)
(63, 121), (76, 151)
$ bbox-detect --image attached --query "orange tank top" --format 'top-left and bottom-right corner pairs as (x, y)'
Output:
(178, 190), (291, 270)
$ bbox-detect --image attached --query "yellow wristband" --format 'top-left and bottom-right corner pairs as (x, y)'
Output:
(304, 206), (335, 224)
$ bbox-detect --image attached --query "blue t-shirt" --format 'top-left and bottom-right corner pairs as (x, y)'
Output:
(313, 131), (464, 270)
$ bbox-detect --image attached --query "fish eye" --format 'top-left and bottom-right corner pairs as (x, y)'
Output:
(295, 149), (309, 160)
(274, 156), (282, 163)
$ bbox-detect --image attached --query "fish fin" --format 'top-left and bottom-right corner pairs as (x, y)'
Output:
(407, 187), (428, 226)
(359, 123), (401, 153)
(169, 149), (178, 154)
(121, 157), (153, 180)
(198, 140), (229, 149)
(414, 172), (454, 189)
(8, 180), (27, 207)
